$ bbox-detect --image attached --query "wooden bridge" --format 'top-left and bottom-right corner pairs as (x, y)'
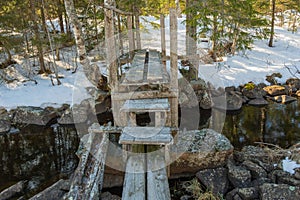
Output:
(114, 47), (177, 200)
(107, 9), (179, 199)
(99, 3), (179, 200)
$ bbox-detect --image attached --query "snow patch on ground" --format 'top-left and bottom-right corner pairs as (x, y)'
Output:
(282, 157), (300, 174)
(1, 15), (300, 109)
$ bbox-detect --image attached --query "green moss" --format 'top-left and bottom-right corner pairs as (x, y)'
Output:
(244, 82), (255, 90)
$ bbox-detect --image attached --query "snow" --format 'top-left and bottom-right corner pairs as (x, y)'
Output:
(282, 157), (300, 174)
(1, 15), (300, 110)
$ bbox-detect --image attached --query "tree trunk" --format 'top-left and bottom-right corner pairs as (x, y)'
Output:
(186, 0), (198, 80)
(133, 6), (141, 50)
(117, 14), (124, 55)
(43, 1), (62, 85)
(160, 14), (166, 58)
(58, 0), (65, 33)
(127, 15), (135, 59)
(268, 0), (275, 47)
(64, 0), (102, 87)
(29, 0), (47, 74)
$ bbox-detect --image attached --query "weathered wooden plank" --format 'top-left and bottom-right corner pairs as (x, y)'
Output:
(147, 155), (171, 200)
(123, 51), (146, 83)
(120, 98), (170, 112)
(67, 124), (109, 199)
(148, 50), (163, 81)
(122, 156), (146, 200)
(119, 127), (172, 145)
(112, 90), (178, 102)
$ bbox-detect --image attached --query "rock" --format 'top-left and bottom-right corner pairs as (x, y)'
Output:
(248, 98), (268, 106)
(190, 79), (208, 91)
(196, 167), (229, 195)
(242, 88), (266, 99)
(296, 90), (300, 97)
(29, 179), (69, 200)
(278, 176), (300, 186)
(0, 181), (27, 200)
(12, 106), (57, 126)
(213, 93), (243, 111)
(242, 160), (267, 179)
(170, 129), (233, 177)
(199, 92), (212, 109)
(234, 146), (283, 165)
(100, 192), (121, 200)
(0, 107), (10, 121)
(225, 86), (236, 93)
(180, 195), (192, 200)
(226, 189), (243, 200)
(295, 168), (300, 180)
(251, 177), (272, 187)
(227, 161), (252, 188)
(271, 95), (297, 104)
(0, 120), (10, 133)
(259, 183), (300, 200)
(237, 187), (259, 200)
(286, 78), (300, 90)
(95, 95), (111, 115)
(58, 100), (92, 125)
(178, 78), (200, 108)
(263, 85), (287, 96)
(266, 73), (282, 85)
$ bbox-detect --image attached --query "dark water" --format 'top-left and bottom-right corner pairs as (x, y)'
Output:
(0, 125), (79, 196)
(220, 100), (300, 149)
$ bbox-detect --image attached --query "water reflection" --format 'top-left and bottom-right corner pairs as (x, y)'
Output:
(0, 125), (79, 193)
(204, 100), (300, 149)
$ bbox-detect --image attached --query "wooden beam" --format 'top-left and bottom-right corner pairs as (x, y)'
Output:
(170, 8), (179, 128)
(122, 156), (146, 200)
(111, 90), (178, 101)
(147, 155), (171, 200)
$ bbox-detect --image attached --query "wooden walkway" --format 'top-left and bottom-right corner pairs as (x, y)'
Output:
(117, 50), (173, 200)
(121, 49), (169, 86)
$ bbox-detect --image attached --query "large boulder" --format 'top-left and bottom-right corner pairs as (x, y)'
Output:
(12, 106), (57, 126)
(263, 85), (288, 96)
(170, 129), (233, 177)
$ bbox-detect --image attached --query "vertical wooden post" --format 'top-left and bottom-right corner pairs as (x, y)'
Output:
(160, 14), (166, 58)
(170, 8), (178, 128)
(105, 0), (118, 90)
(127, 15), (135, 59)
(117, 14), (124, 55)
(105, 0), (122, 126)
